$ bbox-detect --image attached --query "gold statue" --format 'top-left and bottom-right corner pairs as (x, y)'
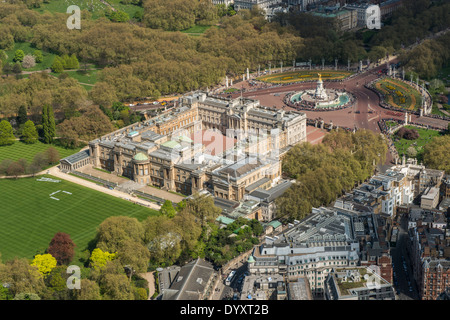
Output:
(318, 73), (322, 81)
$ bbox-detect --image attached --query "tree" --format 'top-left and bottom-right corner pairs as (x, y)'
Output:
(423, 135), (450, 174)
(13, 49), (25, 62)
(13, 293), (41, 300)
(2, 62), (12, 77)
(89, 248), (117, 270)
(51, 58), (64, 73)
(0, 120), (15, 146)
(46, 146), (60, 164)
(185, 192), (221, 229)
(95, 216), (145, 253)
(30, 254), (57, 277)
(69, 54), (79, 69)
(22, 120), (38, 144)
(6, 161), (25, 178)
(116, 239), (150, 280)
(72, 279), (101, 300)
(17, 105), (28, 125)
(41, 105), (55, 144)
(12, 62), (22, 75)
(33, 50), (43, 63)
(47, 232), (76, 265)
(406, 146), (418, 158)
(159, 200), (176, 218)
(0, 258), (46, 297)
(22, 54), (36, 69)
(99, 273), (134, 300)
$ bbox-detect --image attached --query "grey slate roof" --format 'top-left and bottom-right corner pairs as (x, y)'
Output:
(161, 258), (215, 300)
(60, 149), (90, 165)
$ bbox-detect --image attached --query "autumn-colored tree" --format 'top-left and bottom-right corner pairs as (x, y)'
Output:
(30, 254), (57, 277)
(89, 248), (116, 270)
(45, 146), (60, 164)
(47, 232), (76, 265)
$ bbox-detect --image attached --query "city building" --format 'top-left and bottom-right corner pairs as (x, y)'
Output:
(324, 266), (395, 300)
(408, 222), (450, 300)
(379, 0), (403, 19)
(246, 179), (293, 221)
(334, 170), (413, 217)
(421, 259), (450, 300)
(157, 258), (216, 300)
(86, 92), (307, 201)
(310, 6), (358, 30)
(234, 0), (282, 11)
(287, 277), (313, 300)
(240, 274), (286, 300)
(59, 149), (90, 172)
(212, 0), (234, 5)
(247, 207), (360, 296)
(421, 187), (440, 210)
(345, 3), (380, 28)
(387, 163), (444, 198)
(441, 175), (450, 199)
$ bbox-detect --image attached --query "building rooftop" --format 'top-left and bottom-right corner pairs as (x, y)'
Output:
(161, 258), (215, 300)
(61, 149), (90, 165)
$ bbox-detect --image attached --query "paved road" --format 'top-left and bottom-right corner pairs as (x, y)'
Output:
(222, 60), (449, 166)
(391, 213), (420, 300)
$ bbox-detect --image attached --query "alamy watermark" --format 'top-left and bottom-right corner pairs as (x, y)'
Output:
(366, 6), (381, 30)
(67, 5), (81, 30)
(66, 265), (81, 289)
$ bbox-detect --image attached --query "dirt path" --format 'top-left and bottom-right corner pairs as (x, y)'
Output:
(139, 272), (156, 300)
(47, 166), (161, 210)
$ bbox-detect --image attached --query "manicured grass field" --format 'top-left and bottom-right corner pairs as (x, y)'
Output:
(0, 174), (159, 262)
(257, 70), (353, 84)
(0, 141), (82, 164)
(393, 125), (442, 161)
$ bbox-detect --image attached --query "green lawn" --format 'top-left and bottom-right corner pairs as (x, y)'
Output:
(392, 125), (442, 161)
(181, 25), (213, 36)
(0, 174), (159, 262)
(0, 141), (82, 164)
(105, 0), (143, 18)
(51, 69), (99, 87)
(33, 0), (108, 20)
(5, 42), (56, 72)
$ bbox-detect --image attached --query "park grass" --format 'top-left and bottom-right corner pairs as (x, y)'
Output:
(51, 69), (99, 87)
(181, 25), (213, 36)
(0, 140), (82, 164)
(257, 70), (353, 84)
(4, 42), (56, 72)
(0, 174), (159, 262)
(33, 0), (108, 20)
(105, 0), (143, 18)
(392, 125), (442, 161)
